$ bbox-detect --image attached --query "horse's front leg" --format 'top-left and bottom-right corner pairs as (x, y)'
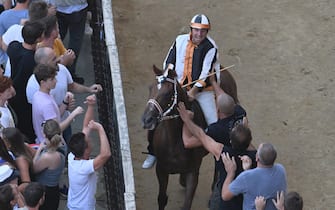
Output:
(181, 171), (199, 210)
(156, 164), (169, 210)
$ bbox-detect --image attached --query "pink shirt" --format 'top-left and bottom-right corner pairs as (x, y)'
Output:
(32, 91), (60, 143)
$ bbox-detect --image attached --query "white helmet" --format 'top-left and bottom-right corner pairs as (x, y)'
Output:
(190, 14), (210, 30)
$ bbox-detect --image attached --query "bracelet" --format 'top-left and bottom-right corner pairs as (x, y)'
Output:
(62, 100), (69, 106)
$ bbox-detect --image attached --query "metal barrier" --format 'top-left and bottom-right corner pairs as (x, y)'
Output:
(89, 0), (136, 209)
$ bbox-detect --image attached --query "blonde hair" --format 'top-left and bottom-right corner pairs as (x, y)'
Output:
(43, 119), (62, 150)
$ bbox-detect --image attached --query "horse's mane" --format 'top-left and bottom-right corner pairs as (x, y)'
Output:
(159, 65), (191, 108)
(149, 65), (204, 126)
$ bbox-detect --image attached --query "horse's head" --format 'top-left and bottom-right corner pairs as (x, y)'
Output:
(141, 65), (184, 130)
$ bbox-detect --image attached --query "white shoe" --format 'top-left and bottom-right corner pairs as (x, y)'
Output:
(142, 154), (156, 169)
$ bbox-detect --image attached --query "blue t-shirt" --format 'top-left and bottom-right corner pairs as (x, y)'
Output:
(0, 9), (28, 64)
(0, 9), (28, 35)
(215, 147), (257, 210)
(229, 163), (287, 210)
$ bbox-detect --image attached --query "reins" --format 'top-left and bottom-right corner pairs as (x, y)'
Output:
(147, 64), (237, 122)
(147, 76), (179, 121)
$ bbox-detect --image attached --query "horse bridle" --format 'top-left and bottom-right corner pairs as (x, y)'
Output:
(147, 75), (179, 121)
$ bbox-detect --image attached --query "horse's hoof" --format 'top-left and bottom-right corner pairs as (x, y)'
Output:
(158, 194), (168, 210)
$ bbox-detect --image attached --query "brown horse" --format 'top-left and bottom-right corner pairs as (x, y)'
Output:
(141, 65), (208, 210)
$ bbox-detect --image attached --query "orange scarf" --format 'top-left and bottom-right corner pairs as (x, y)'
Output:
(181, 35), (197, 89)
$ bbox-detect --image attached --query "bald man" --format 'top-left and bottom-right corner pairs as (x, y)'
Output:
(221, 143), (287, 210)
(182, 92), (247, 148)
(27, 47), (102, 105)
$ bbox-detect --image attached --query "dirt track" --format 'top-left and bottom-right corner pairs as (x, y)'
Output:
(112, 0), (335, 209)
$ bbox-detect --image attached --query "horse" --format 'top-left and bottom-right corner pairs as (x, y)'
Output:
(141, 65), (208, 210)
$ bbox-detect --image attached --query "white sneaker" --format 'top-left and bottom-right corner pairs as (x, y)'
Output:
(142, 154), (156, 169)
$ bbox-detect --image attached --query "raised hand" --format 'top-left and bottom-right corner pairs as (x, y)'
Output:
(64, 92), (74, 103)
(72, 106), (84, 116)
(88, 120), (103, 130)
(239, 155), (252, 170)
(177, 102), (193, 122)
(47, 4), (57, 16)
(221, 152), (237, 175)
(60, 49), (76, 66)
(89, 84), (103, 93)
(85, 94), (97, 105)
(255, 196), (266, 210)
(62, 92), (75, 110)
(272, 191), (285, 210)
(67, 96), (76, 111)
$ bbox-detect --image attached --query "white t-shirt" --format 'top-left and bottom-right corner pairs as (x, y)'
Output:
(13, 205), (29, 210)
(67, 152), (97, 210)
(2, 24), (24, 77)
(2, 24), (24, 45)
(0, 104), (15, 128)
(26, 64), (73, 121)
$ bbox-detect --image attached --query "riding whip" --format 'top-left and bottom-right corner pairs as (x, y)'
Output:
(181, 64), (235, 88)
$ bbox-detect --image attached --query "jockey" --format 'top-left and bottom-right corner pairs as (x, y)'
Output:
(163, 13), (220, 125)
(142, 14), (220, 169)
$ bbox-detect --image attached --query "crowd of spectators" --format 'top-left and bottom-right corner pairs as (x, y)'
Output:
(0, 1), (111, 210)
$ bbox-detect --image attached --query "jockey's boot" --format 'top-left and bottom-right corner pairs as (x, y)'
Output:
(142, 154), (156, 169)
